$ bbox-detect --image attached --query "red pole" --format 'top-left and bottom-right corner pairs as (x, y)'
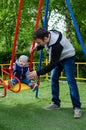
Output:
(29, 0), (42, 71)
(10, 0), (23, 75)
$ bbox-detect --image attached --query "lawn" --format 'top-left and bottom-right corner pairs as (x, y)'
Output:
(0, 80), (86, 130)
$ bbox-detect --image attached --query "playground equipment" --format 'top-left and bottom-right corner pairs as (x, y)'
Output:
(35, 0), (50, 97)
(0, 0), (85, 98)
(66, 0), (86, 57)
(0, 0), (43, 97)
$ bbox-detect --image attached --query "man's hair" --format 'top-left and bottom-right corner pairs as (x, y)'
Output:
(33, 28), (49, 40)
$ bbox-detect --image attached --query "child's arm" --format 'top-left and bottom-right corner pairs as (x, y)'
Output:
(9, 63), (16, 73)
(26, 67), (30, 78)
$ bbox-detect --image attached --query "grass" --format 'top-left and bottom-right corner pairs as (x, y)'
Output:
(0, 80), (86, 130)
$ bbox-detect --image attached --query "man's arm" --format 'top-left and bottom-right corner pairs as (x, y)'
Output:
(36, 42), (63, 76)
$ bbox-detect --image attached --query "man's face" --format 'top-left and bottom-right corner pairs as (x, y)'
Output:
(36, 37), (49, 46)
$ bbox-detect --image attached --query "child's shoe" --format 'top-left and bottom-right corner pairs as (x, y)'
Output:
(8, 80), (14, 88)
(32, 84), (38, 92)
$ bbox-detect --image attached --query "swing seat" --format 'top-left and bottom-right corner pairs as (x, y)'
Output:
(12, 83), (31, 91)
(3, 80), (31, 92)
(0, 79), (31, 98)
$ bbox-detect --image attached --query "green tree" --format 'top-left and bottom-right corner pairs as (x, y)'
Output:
(0, 0), (86, 62)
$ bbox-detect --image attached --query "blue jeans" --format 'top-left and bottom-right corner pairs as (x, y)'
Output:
(51, 57), (81, 109)
(12, 78), (33, 89)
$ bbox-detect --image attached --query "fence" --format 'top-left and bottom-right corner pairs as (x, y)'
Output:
(0, 60), (86, 81)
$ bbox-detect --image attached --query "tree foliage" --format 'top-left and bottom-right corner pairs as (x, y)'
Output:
(0, 0), (86, 61)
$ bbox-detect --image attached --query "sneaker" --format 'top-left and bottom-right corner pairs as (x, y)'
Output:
(74, 108), (82, 118)
(8, 80), (14, 88)
(32, 84), (38, 92)
(44, 103), (60, 110)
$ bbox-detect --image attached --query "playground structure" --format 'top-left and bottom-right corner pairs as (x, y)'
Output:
(0, 0), (86, 98)
(0, 0), (43, 98)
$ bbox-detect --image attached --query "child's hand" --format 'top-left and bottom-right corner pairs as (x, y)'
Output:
(9, 66), (11, 70)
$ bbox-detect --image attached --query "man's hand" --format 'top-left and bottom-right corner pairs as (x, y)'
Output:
(29, 43), (37, 54)
(28, 71), (38, 79)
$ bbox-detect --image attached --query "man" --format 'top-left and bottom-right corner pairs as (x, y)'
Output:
(29, 27), (81, 118)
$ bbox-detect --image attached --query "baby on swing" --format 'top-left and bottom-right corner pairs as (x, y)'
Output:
(8, 55), (38, 91)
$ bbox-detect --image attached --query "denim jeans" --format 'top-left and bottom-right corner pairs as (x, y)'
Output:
(51, 57), (81, 109)
(12, 78), (33, 89)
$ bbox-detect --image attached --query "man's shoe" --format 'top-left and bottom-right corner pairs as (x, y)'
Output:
(44, 103), (60, 110)
(74, 108), (82, 118)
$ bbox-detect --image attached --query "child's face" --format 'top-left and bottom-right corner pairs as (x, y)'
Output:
(19, 58), (27, 67)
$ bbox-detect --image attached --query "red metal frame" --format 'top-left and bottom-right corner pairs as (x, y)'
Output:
(2, 68), (21, 93)
(29, 0), (42, 71)
(0, 0), (42, 97)
(0, 78), (7, 97)
(10, 0), (23, 76)
(0, 68), (22, 97)
(0, 0), (23, 97)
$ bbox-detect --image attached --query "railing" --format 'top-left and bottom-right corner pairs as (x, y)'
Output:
(0, 60), (86, 81)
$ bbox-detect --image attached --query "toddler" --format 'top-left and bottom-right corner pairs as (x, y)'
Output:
(8, 55), (38, 91)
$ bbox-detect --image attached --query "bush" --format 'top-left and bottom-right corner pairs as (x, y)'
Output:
(0, 50), (47, 64)
(0, 51), (12, 64)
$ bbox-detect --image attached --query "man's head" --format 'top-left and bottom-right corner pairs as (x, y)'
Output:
(19, 55), (28, 67)
(33, 28), (50, 46)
